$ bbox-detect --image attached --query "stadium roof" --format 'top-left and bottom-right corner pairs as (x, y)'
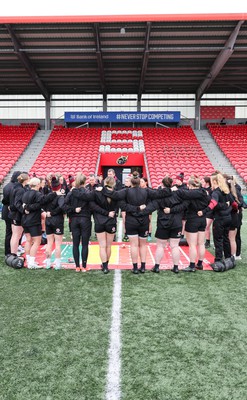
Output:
(0, 14), (247, 100)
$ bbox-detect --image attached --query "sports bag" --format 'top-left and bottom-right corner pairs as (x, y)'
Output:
(5, 253), (24, 269)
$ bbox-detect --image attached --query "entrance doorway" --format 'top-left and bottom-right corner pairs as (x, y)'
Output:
(102, 166), (143, 184)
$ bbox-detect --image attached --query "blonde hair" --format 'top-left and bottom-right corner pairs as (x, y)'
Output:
(188, 175), (201, 188)
(75, 172), (86, 188)
(211, 173), (230, 194)
(104, 176), (116, 188)
(17, 173), (29, 184)
(29, 177), (40, 187)
(224, 175), (240, 203)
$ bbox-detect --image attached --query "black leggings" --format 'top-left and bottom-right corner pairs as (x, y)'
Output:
(4, 217), (12, 255)
(212, 216), (231, 261)
(71, 217), (91, 267)
(236, 212), (243, 256)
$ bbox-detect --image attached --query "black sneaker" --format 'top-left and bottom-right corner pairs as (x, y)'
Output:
(171, 266), (179, 273)
(139, 267), (145, 273)
(132, 268), (139, 274)
(103, 267), (109, 274)
(196, 264), (203, 270)
(151, 266), (160, 273)
(183, 266), (196, 272)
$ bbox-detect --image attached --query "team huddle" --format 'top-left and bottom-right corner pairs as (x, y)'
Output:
(2, 168), (244, 273)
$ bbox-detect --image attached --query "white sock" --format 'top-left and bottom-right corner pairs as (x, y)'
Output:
(26, 254), (30, 263)
(29, 256), (35, 266)
(55, 258), (61, 268)
(45, 258), (51, 267)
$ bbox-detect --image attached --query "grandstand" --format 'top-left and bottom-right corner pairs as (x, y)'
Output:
(0, 123), (246, 191)
(0, 15), (246, 190)
(1, 9), (247, 400)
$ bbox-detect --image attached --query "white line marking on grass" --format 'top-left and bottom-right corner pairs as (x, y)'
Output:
(61, 244), (69, 256)
(117, 218), (123, 242)
(106, 269), (122, 400)
(179, 246), (190, 263)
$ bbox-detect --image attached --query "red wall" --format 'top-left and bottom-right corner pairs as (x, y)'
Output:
(201, 106), (235, 119)
(98, 153), (146, 176)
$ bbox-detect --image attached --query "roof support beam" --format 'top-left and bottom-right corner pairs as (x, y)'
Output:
(5, 24), (50, 100)
(93, 23), (107, 102)
(196, 20), (244, 100)
(138, 22), (151, 102)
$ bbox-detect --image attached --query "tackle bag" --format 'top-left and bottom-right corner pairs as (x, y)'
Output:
(5, 253), (24, 269)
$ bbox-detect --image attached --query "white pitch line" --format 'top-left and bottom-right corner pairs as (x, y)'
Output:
(117, 219), (123, 242)
(61, 244), (69, 256)
(178, 246), (190, 263)
(105, 269), (122, 400)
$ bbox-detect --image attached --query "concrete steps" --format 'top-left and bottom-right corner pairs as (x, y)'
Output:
(194, 129), (246, 191)
(3, 130), (51, 186)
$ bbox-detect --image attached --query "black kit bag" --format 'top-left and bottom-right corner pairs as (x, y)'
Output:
(210, 261), (226, 272)
(211, 258), (235, 272)
(5, 253), (24, 269)
(224, 257), (235, 271)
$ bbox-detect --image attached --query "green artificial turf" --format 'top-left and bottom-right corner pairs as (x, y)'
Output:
(120, 216), (247, 400)
(0, 220), (113, 399)
(121, 267), (247, 400)
(0, 214), (246, 400)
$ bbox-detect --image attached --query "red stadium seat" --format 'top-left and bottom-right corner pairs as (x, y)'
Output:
(142, 127), (214, 186)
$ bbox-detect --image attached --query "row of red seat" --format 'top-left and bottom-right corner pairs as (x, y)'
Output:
(1, 125), (246, 186)
(142, 127), (214, 187)
(0, 125), (38, 182)
(208, 125), (247, 182)
(30, 127), (101, 177)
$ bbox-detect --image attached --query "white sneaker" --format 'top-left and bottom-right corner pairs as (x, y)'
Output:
(17, 246), (25, 256)
(235, 255), (242, 260)
(28, 262), (43, 269)
(44, 259), (52, 269)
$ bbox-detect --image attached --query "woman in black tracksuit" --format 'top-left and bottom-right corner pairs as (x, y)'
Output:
(203, 176), (214, 248)
(43, 176), (66, 270)
(106, 175), (172, 274)
(234, 178), (245, 259)
(1, 170), (22, 256)
(65, 173), (95, 272)
(223, 175), (241, 263)
(149, 176), (189, 273)
(198, 172), (233, 264)
(8, 173), (30, 255)
(22, 177), (56, 269)
(176, 176), (210, 272)
(89, 176), (119, 274)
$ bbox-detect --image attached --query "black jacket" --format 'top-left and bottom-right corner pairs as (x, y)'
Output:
(108, 186), (171, 225)
(1, 171), (21, 221)
(89, 187), (119, 226)
(177, 188), (210, 219)
(152, 191), (189, 229)
(64, 188), (94, 219)
(8, 183), (29, 222)
(203, 187), (232, 220)
(22, 190), (56, 227)
(43, 193), (66, 227)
